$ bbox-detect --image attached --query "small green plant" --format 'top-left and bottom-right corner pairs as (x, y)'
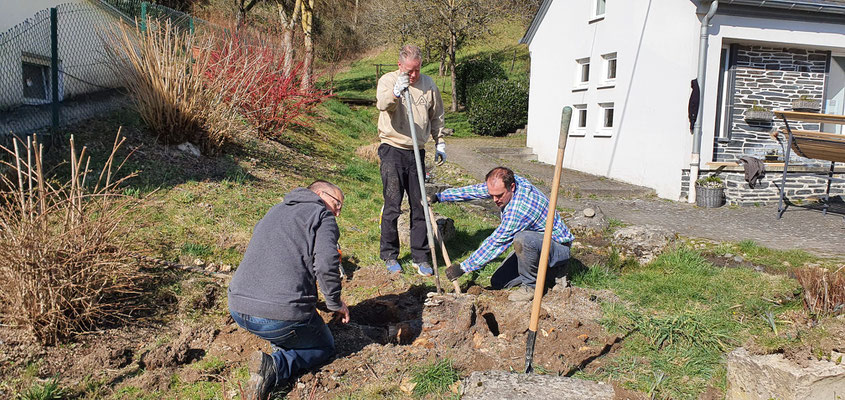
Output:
(761, 310), (778, 335)
(749, 104), (769, 112)
(411, 358), (459, 398)
(17, 375), (67, 400)
(181, 242), (213, 259)
(695, 175), (724, 189)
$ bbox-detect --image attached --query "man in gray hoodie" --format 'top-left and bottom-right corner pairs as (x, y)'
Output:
(228, 180), (350, 400)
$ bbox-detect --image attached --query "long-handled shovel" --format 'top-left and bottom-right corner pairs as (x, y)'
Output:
(524, 106), (572, 373)
(427, 207), (462, 294)
(402, 88), (443, 294)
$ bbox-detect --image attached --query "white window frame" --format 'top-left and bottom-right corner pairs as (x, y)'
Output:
(596, 102), (614, 137)
(574, 57), (590, 90)
(599, 52), (617, 88)
(571, 104), (588, 137)
(591, 0), (606, 22)
(21, 52), (63, 106)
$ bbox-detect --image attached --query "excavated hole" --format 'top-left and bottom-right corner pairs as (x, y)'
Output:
(482, 312), (500, 336)
(346, 290), (426, 345)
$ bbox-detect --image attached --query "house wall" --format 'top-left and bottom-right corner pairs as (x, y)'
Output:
(0, 0), (78, 33)
(526, 0), (701, 200)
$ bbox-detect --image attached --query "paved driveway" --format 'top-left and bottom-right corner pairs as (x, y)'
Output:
(437, 136), (845, 258)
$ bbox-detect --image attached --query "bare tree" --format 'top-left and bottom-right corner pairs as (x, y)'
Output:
(300, 0), (315, 90)
(236, 0), (261, 28)
(277, 0), (302, 77)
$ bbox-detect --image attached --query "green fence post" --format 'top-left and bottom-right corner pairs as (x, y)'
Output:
(50, 7), (59, 137)
(140, 2), (147, 32)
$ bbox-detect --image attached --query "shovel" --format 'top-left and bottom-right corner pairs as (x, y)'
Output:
(524, 106), (572, 373)
(402, 87), (443, 294)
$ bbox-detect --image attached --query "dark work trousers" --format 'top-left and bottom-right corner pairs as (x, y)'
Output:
(378, 143), (430, 263)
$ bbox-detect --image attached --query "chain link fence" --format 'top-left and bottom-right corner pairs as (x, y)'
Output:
(0, 0), (217, 139)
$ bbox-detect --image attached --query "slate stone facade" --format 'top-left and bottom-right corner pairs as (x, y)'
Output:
(679, 45), (845, 205)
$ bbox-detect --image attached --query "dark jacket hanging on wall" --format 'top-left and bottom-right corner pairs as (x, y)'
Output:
(738, 156), (766, 189)
(688, 79), (700, 132)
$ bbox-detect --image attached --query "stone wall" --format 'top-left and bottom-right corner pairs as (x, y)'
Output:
(686, 44), (845, 205)
(681, 168), (845, 206)
(714, 45), (828, 164)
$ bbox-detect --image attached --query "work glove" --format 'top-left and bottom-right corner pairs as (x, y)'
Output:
(393, 73), (410, 98)
(445, 263), (464, 281)
(428, 193), (440, 204)
(434, 142), (446, 165)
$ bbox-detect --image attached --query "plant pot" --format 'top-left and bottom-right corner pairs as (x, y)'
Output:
(744, 110), (774, 122)
(792, 99), (821, 113)
(696, 186), (725, 208)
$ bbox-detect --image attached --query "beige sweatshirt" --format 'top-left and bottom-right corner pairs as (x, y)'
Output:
(376, 70), (445, 150)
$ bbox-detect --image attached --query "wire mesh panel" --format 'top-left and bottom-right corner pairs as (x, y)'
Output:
(0, 2), (126, 138)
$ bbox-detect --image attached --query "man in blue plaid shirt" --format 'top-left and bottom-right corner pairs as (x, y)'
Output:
(430, 167), (573, 301)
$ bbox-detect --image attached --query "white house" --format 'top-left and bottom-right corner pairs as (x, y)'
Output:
(0, 0), (123, 134)
(521, 0), (845, 205)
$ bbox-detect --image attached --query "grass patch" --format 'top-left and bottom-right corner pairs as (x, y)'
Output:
(411, 358), (459, 399)
(17, 375), (68, 400)
(574, 245), (801, 399)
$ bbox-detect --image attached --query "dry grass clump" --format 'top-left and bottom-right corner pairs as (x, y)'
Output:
(795, 266), (845, 317)
(104, 19), (240, 154)
(355, 142), (380, 164)
(0, 133), (147, 345)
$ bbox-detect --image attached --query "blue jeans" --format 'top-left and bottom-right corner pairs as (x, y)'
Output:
(229, 309), (335, 384)
(490, 231), (571, 289)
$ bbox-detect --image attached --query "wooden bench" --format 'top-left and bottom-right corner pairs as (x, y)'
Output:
(773, 110), (845, 218)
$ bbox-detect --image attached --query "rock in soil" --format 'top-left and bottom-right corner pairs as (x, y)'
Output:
(461, 370), (615, 399)
(726, 347), (845, 400)
(612, 225), (675, 264)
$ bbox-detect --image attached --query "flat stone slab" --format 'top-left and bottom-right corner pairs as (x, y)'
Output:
(461, 370), (615, 400)
(727, 347), (845, 400)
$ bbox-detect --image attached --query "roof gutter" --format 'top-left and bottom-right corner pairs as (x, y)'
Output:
(519, 0), (552, 45)
(720, 0), (845, 14)
(688, 0), (719, 204)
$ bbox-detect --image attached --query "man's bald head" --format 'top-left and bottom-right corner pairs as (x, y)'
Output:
(308, 180), (344, 216)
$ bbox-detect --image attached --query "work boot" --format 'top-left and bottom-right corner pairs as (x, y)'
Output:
(507, 286), (535, 303)
(413, 261), (434, 276)
(385, 259), (401, 274)
(246, 351), (277, 400)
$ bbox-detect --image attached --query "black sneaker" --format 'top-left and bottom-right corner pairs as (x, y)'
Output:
(246, 351), (277, 400)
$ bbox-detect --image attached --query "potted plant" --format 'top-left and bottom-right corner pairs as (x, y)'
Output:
(764, 149), (781, 162)
(695, 175), (725, 208)
(744, 103), (774, 122)
(792, 95), (821, 112)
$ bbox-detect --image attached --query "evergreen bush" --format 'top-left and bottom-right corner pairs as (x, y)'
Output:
(467, 78), (529, 137)
(456, 58), (507, 108)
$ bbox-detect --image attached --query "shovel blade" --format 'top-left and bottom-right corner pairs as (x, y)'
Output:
(524, 329), (537, 373)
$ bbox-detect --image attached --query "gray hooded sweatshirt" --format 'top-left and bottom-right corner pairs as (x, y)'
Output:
(227, 188), (342, 321)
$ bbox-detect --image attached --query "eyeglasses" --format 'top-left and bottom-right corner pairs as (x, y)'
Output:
(321, 191), (343, 211)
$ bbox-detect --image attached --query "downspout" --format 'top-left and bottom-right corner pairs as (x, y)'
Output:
(688, 0), (719, 203)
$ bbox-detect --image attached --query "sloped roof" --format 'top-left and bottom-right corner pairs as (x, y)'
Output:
(519, 0), (845, 45)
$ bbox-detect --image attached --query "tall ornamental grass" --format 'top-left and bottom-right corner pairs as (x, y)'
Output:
(0, 133), (147, 345)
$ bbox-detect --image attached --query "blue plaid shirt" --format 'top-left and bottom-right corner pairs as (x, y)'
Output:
(437, 175), (574, 272)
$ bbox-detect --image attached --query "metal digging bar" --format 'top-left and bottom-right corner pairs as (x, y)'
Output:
(525, 106), (572, 373)
(402, 87), (443, 294)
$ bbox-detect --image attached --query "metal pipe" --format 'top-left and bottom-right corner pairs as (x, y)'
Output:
(689, 0), (719, 203)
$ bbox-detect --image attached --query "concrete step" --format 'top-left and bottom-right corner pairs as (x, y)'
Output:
(475, 147), (538, 162)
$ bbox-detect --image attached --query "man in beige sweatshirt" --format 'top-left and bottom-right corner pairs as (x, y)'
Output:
(375, 44), (446, 276)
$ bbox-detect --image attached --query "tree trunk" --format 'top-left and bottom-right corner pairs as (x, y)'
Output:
(278, 0), (302, 77)
(439, 42), (447, 76)
(449, 32), (457, 112)
(300, 0), (314, 91)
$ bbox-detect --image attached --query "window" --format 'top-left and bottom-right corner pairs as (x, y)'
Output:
(600, 53), (617, 87)
(22, 62), (50, 101)
(20, 52), (61, 105)
(596, 102), (614, 136)
(714, 45), (737, 141)
(574, 57), (590, 89)
(592, 0), (606, 20)
(571, 104), (587, 136)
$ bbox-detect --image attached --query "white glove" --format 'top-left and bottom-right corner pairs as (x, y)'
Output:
(435, 142), (446, 165)
(393, 73), (410, 97)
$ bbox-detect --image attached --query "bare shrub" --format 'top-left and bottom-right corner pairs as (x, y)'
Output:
(795, 266), (845, 317)
(0, 133), (147, 345)
(104, 20), (239, 154)
(354, 142), (380, 164)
